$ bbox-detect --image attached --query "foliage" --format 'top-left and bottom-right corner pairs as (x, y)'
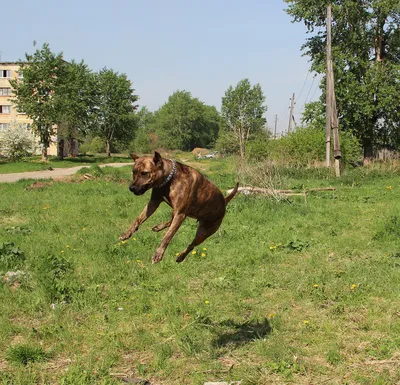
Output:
(79, 136), (105, 154)
(269, 126), (361, 166)
(221, 78), (267, 159)
(0, 122), (39, 160)
(56, 60), (98, 156)
(131, 106), (157, 153)
(285, 1), (400, 156)
(0, 242), (26, 271)
(93, 68), (139, 156)
(10, 43), (67, 160)
(245, 132), (271, 161)
(150, 91), (220, 151)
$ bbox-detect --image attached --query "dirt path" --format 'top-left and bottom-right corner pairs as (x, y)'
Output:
(0, 163), (133, 183)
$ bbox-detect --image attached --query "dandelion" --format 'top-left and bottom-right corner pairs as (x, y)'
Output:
(201, 253), (206, 257)
(313, 284), (319, 288)
(61, 250), (64, 253)
(136, 259), (141, 263)
(176, 253), (180, 256)
(121, 240), (127, 245)
(351, 284), (357, 290)
(204, 300), (210, 305)
(386, 186), (393, 190)
(133, 237), (136, 241)
(268, 312), (276, 319)
(192, 250), (197, 255)
(303, 320), (310, 325)
(82, 228), (86, 231)
(203, 247), (207, 251)
(66, 245), (70, 248)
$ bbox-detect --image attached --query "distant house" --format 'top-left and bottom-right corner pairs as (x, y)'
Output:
(0, 61), (78, 157)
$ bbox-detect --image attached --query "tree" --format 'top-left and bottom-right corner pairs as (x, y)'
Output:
(152, 90), (220, 151)
(10, 43), (67, 160)
(56, 60), (97, 158)
(285, 0), (400, 158)
(220, 79), (267, 160)
(93, 68), (139, 156)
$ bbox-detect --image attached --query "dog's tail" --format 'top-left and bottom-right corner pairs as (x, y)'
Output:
(225, 182), (239, 205)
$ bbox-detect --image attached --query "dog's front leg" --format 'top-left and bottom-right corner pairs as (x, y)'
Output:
(120, 200), (161, 241)
(152, 213), (185, 264)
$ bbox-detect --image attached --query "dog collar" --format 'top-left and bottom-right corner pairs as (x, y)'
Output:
(156, 160), (176, 188)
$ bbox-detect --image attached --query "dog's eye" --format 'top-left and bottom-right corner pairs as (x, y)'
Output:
(141, 171), (149, 177)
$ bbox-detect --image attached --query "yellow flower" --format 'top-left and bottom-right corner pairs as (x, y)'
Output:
(268, 312), (276, 319)
(66, 245), (70, 248)
(204, 300), (210, 304)
(203, 247), (207, 251)
(191, 250), (197, 255)
(121, 240), (127, 244)
(61, 250), (64, 253)
(133, 237), (136, 241)
(82, 228), (86, 231)
(201, 253), (206, 257)
(386, 186), (393, 190)
(176, 253), (180, 256)
(303, 320), (310, 325)
(313, 284), (319, 288)
(136, 259), (141, 263)
(351, 284), (357, 290)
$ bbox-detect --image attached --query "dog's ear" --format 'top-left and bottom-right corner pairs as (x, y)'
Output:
(130, 154), (139, 161)
(153, 151), (162, 165)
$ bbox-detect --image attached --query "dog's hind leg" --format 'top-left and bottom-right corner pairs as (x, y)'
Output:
(176, 219), (222, 263)
(152, 218), (172, 232)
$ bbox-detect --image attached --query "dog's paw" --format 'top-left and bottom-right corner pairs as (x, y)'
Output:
(152, 252), (164, 264)
(176, 253), (187, 263)
(119, 233), (131, 241)
(151, 225), (162, 232)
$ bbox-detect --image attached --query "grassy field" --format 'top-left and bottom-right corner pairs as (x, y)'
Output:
(0, 154), (132, 174)
(0, 157), (399, 384)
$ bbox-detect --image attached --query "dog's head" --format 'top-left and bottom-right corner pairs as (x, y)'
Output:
(128, 152), (164, 195)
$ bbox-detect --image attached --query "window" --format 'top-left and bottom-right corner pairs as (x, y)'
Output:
(18, 72), (24, 79)
(0, 70), (11, 78)
(0, 123), (9, 130)
(0, 105), (11, 114)
(0, 88), (12, 96)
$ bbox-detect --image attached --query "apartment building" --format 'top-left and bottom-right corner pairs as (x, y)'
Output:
(0, 62), (63, 156)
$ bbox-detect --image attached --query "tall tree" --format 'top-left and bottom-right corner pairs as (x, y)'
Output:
(285, 0), (400, 158)
(94, 68), (139, 156)
(10, 43), (66, 160)
(56, 60), (97, 158)
(152, 90), (219, 151)
(221, 78), (267, 160)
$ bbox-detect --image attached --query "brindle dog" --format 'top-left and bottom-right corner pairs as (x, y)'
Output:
(120, 152), (239, 264)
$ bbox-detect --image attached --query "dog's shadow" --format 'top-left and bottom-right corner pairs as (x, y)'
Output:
(212, 318), (272, 349)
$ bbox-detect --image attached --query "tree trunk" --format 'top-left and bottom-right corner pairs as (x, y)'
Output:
(58, 139), (64, 160)
(363, 138), (374, 164)
(106, 139), (111, 157)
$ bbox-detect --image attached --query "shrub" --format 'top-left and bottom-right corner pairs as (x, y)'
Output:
(214, 131), (240, 155)
(79, 136), (105, 154)
(0, 122), (39, 160)
(0, 242), (26, 271)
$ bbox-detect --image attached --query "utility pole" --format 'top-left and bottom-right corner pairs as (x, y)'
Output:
(274, 114), (278, 139)
(288, 93), (295, 133)
(326, 4), (333, 168)
(326, 3), (341, 176)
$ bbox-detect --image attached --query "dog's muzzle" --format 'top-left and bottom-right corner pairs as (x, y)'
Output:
(129, 184), (148, 196)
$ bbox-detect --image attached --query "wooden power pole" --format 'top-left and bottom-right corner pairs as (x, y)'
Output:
(274, 114), (278, 138)
(326, 3), (341, 176)
(288, 93), (295, 133)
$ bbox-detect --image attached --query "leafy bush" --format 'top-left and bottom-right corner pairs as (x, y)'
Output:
(37, 254), (80, 303)
(0, 122), (39, 160)
(269, 127), (361, 167)
(214, 131), (240, 155)
(79, 136), (105, 154)
(246, 134), (270, 160)
(0, 242), (26, 271)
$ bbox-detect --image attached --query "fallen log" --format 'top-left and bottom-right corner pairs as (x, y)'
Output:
(226, 186), (335, 196)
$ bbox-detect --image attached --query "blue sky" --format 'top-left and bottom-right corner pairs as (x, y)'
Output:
(1, 0), (321, 134)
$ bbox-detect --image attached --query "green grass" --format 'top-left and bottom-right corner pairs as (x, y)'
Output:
(0, 154), (132, 174)
(0, 159), (399, 384)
